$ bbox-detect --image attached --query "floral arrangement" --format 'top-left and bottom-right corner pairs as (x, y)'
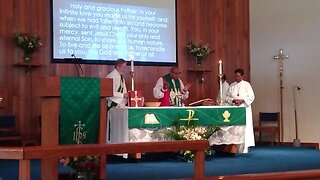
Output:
(166, 121), (220, 162)
(12, 32), (42, 61)
(186, 42), (214, 61)
(59, 155), (100, 179)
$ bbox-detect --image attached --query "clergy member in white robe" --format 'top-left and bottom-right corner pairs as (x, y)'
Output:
(226, 68), (255, 153)
(209, 74), (245, 152)
(106, 58), (128, 108)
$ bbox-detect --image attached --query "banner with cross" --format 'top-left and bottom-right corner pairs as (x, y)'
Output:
(59, 77), (100, 145)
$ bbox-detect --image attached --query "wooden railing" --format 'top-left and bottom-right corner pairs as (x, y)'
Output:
(0, 140), (209, 180)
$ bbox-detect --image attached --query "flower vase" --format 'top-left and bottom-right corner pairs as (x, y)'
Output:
(76, 171), (89, 180)
(194, 57), (202, 69)
(23, 52), (32, 63)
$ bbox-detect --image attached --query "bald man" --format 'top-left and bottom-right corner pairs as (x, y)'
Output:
(153, 66), (191, 106)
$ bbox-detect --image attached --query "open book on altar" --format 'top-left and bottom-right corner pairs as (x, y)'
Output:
(188, 98), (215, 106)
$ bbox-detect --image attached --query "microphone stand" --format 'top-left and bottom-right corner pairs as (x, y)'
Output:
(71, 54), (84, 77)
(292, 85), (301, 147)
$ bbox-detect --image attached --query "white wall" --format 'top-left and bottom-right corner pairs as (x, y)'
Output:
(250, 0), (320, 143)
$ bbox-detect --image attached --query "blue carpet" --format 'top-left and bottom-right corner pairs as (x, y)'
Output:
(0, 146), (319, 180)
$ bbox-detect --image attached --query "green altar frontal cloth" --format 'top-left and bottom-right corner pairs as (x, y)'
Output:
(128, 106), (246, 129)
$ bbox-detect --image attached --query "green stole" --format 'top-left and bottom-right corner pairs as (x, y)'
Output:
(117, 75), (124, 93)
(59, 77), (100, 145)
(109, 74), (124, 109)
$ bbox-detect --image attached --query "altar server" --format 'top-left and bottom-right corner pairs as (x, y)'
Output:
(226, 68), (255, 153)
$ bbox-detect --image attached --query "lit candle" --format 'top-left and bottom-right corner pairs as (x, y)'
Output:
(131, 60), (134, 72)
(219, 60), (222, 74)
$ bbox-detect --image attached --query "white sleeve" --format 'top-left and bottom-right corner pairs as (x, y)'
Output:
(225, 84), (234, 105)
(243, 82), (255, 106)
(222, 83), (230, 101)
(153, 78), (165, 99)
(179, 79), (189, 100)
(106, 71), (127, 104)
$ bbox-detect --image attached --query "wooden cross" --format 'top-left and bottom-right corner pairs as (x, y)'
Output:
(273, 49), (289, 143)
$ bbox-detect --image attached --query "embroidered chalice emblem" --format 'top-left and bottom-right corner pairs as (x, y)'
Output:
(223, 110), (230, 122)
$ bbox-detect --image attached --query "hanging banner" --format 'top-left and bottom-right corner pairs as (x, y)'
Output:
(59, 77), (100, 144)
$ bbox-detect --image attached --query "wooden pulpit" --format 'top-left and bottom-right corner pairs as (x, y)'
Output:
(36, 77), (112, 180)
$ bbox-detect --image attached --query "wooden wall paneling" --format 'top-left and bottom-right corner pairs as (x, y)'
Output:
(0, 0), (250, 142)
(18, 74), (29, 138)
(221, 0), (234, 84)
(226, 0), (237, 71)
(18, 0), (26, 32)
(0, 88), (8, 113)
(193, 0), (205, 101)
(192, 0), (204, 101)
(206, 0), (225, 101)
(202, 0), (219, 101)
(39, 0), (50, 72)
(30, 73), (41, 141)
(0, 1), (5, 87)
(243, 0), (250, 81)
(178, 0), (199, 103)
(1, 1), (14, 115)
(226, 0), (250, 81)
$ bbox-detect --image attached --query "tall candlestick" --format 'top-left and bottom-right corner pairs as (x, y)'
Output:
(219, 60), (222, 74)
(218, 60), (223, 105)
(131, 60), (134, 72)
(131, 78), (134, 91)
(219, 78), (223, 105)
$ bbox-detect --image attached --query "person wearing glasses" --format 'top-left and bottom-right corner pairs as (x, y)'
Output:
(153, 66), (191, 106)
(106, 58), (128, 109)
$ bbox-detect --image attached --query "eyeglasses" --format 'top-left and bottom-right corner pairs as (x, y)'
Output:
(172, 72), (181, 75)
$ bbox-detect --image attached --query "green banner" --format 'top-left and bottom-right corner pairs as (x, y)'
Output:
(128, 106), (246, 128)
(59, 77), (100, 145)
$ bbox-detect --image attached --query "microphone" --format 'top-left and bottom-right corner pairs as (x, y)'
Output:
(71, 54), (83, 61)
(70, 54), (84, 77)
(294, 85), (301, 90)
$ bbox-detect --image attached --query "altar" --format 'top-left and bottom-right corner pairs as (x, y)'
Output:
(107, 106), (246, 146)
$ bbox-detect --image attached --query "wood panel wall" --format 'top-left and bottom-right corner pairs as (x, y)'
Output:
(0, 0), (249, 142)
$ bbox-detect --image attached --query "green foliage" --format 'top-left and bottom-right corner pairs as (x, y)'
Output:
(165, 121), (220, 162)
(12, 33), (42, 54)
(59, 155), (100, 179)
(186, 42), (214, 59)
